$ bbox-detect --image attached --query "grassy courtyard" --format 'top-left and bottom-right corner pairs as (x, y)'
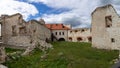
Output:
(4, 42), (119, 68)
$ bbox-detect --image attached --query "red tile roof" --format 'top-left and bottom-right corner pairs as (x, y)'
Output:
(45, 24), (71, 30)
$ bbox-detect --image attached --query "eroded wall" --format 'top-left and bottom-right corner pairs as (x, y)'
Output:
(92, 4), (120, 50)
(0, 13), (51, 49)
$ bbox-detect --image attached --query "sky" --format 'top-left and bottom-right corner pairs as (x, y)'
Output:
(0, 0), (120, 28)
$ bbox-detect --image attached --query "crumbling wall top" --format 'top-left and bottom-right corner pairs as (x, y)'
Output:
(92, 4), (113, 15)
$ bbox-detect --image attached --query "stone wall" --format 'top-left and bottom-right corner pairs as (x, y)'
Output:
(0, 13), (51, 49)
(0, 46), (6, 63)
(92, 4), (120, 50)
(68, 28), (91, 42)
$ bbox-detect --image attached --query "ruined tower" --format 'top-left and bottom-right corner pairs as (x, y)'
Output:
(92, 4), (120, 50)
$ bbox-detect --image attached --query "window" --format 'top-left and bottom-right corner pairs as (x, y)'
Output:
(111, 38), (115, 43)
(55, 32), (57, 35)
(62, 32), (64, 35)
(69, 37), (72, 41)
(81, 29), (85, 32)
(33, 29), (36, 33)
(88, 36), (92, 42)
(12, 25), (17, 36)
(19, 27), (26, 35)
(105, 16), (112, 27)
(59, 32), (61, 35)
(75, 30), (78, 32)
(77, 37), (83, 41)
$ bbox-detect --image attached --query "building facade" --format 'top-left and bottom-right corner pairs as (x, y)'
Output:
(92, 4), (120, 50)
(45, 24), (70, 41)
(46, 24), (91, 42)
(68, 28), (91, 42)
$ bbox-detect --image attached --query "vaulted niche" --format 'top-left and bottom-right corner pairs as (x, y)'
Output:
(105, 15), (112, 28)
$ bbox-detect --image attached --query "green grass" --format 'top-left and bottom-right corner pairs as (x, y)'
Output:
(4, 42), (119, 68)
(5, 48), (24, 53)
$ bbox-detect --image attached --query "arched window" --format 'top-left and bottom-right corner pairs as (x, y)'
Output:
(69, 37), (72, 41)
(58, 38), (65, 41)
(77, 37), (82, 41)
(88, 36), (92, 42)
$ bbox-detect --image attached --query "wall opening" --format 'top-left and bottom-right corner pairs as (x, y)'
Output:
(62, 32), (64, 35)
(59, 32), (61, 35)
(105, 15), (112, 27)
(58, 38), (65, 41)
(19, 26), (26, 36)
(69, 37), (72, 41)
(45, 38), (50, 43)
(81, 29), (85, 32)
(111, 38), (115, 43)
(12, 25), (17, 36)
(75, 30), (78, 32)
(55, 32), (57, 35)
(88, 36), (92, 42)
(77, 37), (82, 41)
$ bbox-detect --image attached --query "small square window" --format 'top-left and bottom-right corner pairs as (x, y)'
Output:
(55, 32), (57, 35)
(81, 29), (84, 32)
(62, 32), (64, 35)
(59, 32), (61, 35)
(111, 38), (115, 43)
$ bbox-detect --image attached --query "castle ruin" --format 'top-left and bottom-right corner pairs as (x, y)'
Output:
(92, 4), (120, 50)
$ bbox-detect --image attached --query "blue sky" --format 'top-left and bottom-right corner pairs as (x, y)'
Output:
(0, 0), (120, 28)
(27, 2), (70, 20)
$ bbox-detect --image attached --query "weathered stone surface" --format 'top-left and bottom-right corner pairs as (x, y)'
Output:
(92, 4), (120, 50)
(0, 64), (7, 68)
(0, 13), (52, 50)
(0, 47), (6, 63)
(22, 40), (52, 56)
(68, 28), (91, 42)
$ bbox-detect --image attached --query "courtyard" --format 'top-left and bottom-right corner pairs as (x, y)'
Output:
(4, 42), (118, 68)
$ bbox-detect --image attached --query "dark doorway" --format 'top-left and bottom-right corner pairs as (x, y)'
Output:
(58, 38), (65, 41)
(88, 36), (92, 42)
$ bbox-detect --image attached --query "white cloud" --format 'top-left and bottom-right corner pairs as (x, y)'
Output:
(0, 0), (38, 20)
(29, 0), (120, 28)
(33, 0), (100, 28)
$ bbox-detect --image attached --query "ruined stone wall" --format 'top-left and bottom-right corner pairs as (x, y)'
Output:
(0, 13), (51, 49)
(92, 4), (120, 50)
(28, 20), (51, 41)
(0, 14), (31, 48)
(0, 14), (24, 43)
(68, 28), (91, 42)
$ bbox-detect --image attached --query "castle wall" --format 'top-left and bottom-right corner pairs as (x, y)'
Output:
(68, 28), (91, 42)
(92, 4), (120, 50)
(0, 13), (51, 49)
